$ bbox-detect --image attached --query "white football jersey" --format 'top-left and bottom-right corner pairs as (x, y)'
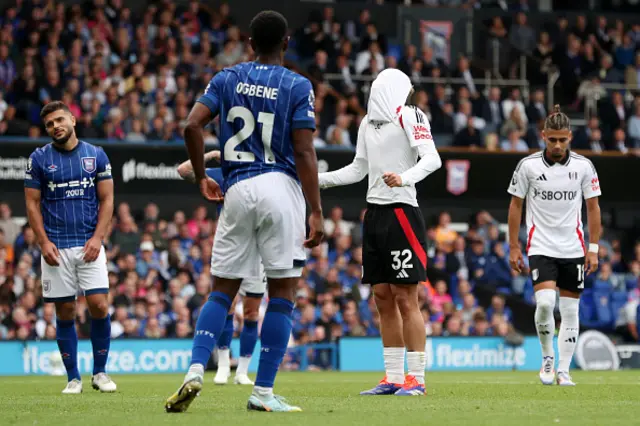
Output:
(318, 69), (441, 207)
(507, 151), (601, 258)
(355, 106), (435, 207)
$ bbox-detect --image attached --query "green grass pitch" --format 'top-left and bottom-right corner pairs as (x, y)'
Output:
(1, 371), (639, 425)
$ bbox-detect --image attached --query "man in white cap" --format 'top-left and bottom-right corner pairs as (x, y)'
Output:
(319, 68), (442, 396)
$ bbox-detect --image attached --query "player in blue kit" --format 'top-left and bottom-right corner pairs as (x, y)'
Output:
(177, 150), (263, 386)
(24, 102), (116, 394)
(165, 11), (324, 413)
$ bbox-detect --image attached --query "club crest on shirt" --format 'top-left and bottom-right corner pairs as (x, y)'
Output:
(81, 157), (96, 173)
(446, 160), (470, 196)
(42, 280), (51, 293)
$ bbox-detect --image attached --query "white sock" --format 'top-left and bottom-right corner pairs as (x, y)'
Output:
(407, 351), (426, 385)
(383, 347), (405, 384)
(187, 363), (204, 378)
(253, 385), (273, 398)
(217, 348), (230, 370)
(236, 356), (251, 376)
(558, 297), (580, 373)
(534, 289), (557, 359)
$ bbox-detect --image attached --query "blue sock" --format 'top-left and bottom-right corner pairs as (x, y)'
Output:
(217, 314), (234, 349)
(56, 319), (80, 382)
(240, 320), (259, 357)
(255, 298), (294, 388)
(90, 316), (111, 375)
(191, 291), (232, 367)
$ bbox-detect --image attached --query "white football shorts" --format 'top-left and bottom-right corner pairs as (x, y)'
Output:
(41, 246), (109, 302)
(238, 262), (267, 298)
(211, 172), (306, 280)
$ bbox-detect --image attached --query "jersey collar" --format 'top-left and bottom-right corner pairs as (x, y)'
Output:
(51, 140), (82, 154)
(542, 149), (571, 167)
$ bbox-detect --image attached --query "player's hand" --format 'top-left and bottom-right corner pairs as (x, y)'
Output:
(509, 245), (524, 273)
(199, 177), (223, 202)
(382, 172), (403, 188)
(211, 150), (221, 161)
(305, 211), (324, 248)
(585, 251), (599, 275)
(41, 241), (60, 266)
(83, 236), (102, 263)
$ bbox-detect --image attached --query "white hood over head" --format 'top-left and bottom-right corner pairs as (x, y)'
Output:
(367, 69), (413, 122)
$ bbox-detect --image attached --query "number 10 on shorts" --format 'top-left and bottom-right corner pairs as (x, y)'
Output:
(577, 264), (585, 289)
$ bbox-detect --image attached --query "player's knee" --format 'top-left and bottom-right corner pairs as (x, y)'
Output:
(55, 302), (76, 321)
(88, 300), (109, 318)
(535, 289), (556, 314)
(391, 286), (418, 317)
(394, 294), (417, 317)
(373, 286), (395, 312)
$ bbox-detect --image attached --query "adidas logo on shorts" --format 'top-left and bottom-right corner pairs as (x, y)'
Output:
(396, 269), (409, 279)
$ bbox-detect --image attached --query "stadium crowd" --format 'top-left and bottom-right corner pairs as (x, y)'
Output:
(1, 198), (639, 353)
(0, 1), (640, 152)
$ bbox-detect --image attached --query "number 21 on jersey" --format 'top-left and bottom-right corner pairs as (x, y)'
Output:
(225, 106), (275, 164)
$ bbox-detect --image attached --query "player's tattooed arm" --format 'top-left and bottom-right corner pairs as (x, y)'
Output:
(177, 150), (221, 183)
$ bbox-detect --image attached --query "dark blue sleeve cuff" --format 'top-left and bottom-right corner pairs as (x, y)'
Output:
(196, 96), (218, 115)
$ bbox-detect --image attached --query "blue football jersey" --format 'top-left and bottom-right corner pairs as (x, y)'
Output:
(197, 62), (316, 192)
(24, 141), (112, 249)
(205, 167), (224, 215)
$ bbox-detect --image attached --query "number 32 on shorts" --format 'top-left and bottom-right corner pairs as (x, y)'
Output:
(391, 249), (413, 270)
(576, 264), (585, 289)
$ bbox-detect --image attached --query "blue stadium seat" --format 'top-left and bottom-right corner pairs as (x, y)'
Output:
(579, 289), (599, 328)
(637, 305), (640, 342)
(610, 291), (628, 325)
(522, 278), (535, 305)
(387, 44), (402, 61)
(448, 274), (459, 304)
(593, 279), (613, 292)
(593, 290), (613, 329)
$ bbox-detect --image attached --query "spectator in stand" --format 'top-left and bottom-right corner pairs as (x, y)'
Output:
(625, 53), (640, 90)
(600, 91), (629, 136)
(308, 50), (329, 83)
(509, 12), (536, 55)
(453, 116), (483, 148)
(500, 108), (527, 140)
(481, 87), (504, 133)
(435, 212), (458, 253)
(501, 88), (527, 127)
(0, 202), (20, 246)
(526, 89), (547, 124)
(355, 41), (384, 75)
(325, 115), (352, 147)
(470, 311), (491, 336)
(611, 128), (629, 154)
(451, 55), (478, 98)
(501, 128), (529, 152)
(431, 280), (453, 312)
(627, 103), (640, 148)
